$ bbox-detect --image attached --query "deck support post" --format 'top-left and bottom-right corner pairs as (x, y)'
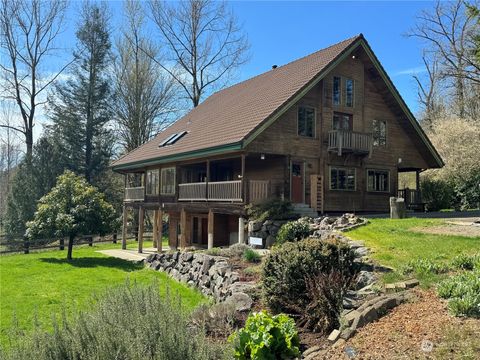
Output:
(153, 209), (159, 248)
(138, 206), (144, 253)
(207, 209), (214, 249)
(157, 209), (163, 253)
(415, 170), (421, 202)
(238, 216), (245, 244)
(121, 205), (128, 250)
(241, 154), (246, 202)
(180, 208), (186, 249)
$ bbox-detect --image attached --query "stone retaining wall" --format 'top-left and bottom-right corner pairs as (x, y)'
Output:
(145, 252), (254, 310)
(247, 219), (288, 247)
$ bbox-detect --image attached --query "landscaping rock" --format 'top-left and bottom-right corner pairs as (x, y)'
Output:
(328, 329), (341, 342)
(355, 270), (377, 289)
(224, 292), (253, 312)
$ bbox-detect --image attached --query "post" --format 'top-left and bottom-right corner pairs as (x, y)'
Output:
(238, 217), (245, 244)
(112, 233), (117, 244)
(180, 208), (186, 249)
(138, 206), (144, 253)
(23, 236), (29, 254)
(241, 154), (246, 202)
(122, 205), (127, 250)
(153, 209), (159, 248)
(415, 170), (421, 202)
(157, 210), (163, 253)
(206, 159), (210, 200)
(207, 209), (214, 249)
(59, 238), (64, 251)
(88, 236), (93, 247)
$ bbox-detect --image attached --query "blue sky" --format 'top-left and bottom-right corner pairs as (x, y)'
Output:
(50, 1), (432, 125)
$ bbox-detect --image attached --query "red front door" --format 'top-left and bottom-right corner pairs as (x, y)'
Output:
(291, 162), (304, 203)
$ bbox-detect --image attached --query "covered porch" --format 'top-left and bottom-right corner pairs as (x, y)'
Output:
(398, 168), (425, 212)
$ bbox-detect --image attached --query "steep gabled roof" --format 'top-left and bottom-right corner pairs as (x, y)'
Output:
(112, 34), (443, 171)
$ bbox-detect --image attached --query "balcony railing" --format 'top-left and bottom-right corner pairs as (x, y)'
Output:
(208, 180), (242, 201)
(125, 187), (145, 202)
(178, 182), (207, 201)
(249, 180), (270, 203)
(328, 130), (372, 156)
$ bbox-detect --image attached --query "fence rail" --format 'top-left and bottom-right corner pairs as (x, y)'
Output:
(124, 187), (145, 201)
(178, 180), (243, 202)
(178, 182), (207, 201)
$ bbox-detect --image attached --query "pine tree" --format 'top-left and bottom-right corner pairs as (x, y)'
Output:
(48, 2), (114, 185)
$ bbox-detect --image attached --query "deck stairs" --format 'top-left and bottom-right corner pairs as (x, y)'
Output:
(293, 203), (318, 218)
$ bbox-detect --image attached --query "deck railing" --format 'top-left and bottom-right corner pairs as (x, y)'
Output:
(125, 187), (145, 201)
(328, 130), (372, 156)
(249, 180), (270, 203)
(178, 182), (207, 201)
(208, 180), (243, 202)
(398, 188), (422, 208)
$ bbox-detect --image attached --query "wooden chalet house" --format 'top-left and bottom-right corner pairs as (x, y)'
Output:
(112, 34), (443, 252)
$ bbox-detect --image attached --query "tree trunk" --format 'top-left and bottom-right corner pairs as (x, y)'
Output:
(67, 234), (74, 260)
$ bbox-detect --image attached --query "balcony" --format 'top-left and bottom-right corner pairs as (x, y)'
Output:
(178, 180), (270, 203)
(328, 130), (372, 156)
(124, 186), (145, 202)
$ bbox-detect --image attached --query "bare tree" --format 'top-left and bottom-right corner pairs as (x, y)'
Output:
(148, 0), (249, 107)
(0, 0), (70, 158)
(409, 0), (480, 118)
(413, 54), (444, 129)
(113, 0), (176, 153)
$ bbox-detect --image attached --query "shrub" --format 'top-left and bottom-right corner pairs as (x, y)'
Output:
(300, 271), (347, 333)
(243, 248), (261, 263)
(228, 311), (300, 360)
(276, 219), (311, 244)
(243, 265), (262, 277)
(420, 178), (456, 212)
(450, 253), (480, 271)
(190, 302), (238, 338)
(2, 283), (228, 360)
(205, 247), (222, 256)
(437, 270), (480, 317)
(400, 258), (450, 275)
(221, 243), (252, 258)
(245, 199), (295, 222)
(262, 238), (357, 325)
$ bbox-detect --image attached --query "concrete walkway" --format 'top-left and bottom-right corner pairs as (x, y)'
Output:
(97, 247), (159, 262)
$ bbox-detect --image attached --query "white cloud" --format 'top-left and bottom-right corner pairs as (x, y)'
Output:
(393, 66), (427, 77)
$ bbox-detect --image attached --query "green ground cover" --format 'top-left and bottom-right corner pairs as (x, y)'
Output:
(0, 240), (205, 346)
(345, 218), (480, 286)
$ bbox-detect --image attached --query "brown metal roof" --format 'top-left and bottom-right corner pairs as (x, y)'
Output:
(112, 35), (362, 170)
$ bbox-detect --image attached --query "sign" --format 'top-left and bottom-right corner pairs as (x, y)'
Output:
(249, 236), (263, 246)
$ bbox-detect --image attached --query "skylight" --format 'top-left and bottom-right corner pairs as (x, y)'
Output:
(159, 131), (187, 147)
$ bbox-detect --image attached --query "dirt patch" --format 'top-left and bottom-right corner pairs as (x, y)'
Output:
(411, 224), (480, 238)
(322, 289), (480, 359)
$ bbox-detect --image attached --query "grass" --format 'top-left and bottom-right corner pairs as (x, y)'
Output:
(0, 239), (205, 346)
(346, 218), (480, 286)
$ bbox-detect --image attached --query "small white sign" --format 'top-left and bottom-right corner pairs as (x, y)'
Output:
(249, 236), (263, 246)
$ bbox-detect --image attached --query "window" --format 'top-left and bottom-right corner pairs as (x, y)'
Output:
(372, 120), (386, 146)
(367, 169), (390, 192)
(298, 106), (315, 137)
(345, 78), (354, 107)
(333, 76), (341, 105)
(330, 167), (356, 191)
(333, 112), (352, 130)
(159, 131), (187, 147)
(160, 167), (176, 195)
(146, 169), (159, 195)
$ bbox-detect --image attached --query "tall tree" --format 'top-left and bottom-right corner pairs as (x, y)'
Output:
(409, 0), (480, 119)
(48, 2), (113, 184)
(148, 0), (249, 107)
(113, 0), (176, 153)
(0, 0), (70, 158)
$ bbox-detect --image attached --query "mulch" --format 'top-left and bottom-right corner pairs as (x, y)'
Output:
(321, 289), (480, 359)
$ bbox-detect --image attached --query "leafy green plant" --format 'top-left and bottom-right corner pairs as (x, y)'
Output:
(437, 270), (480, 317)
(245, 199), (295, 222)
(262, 238), (357, 319)
(276, 219), (311, 244)
(450, 253), (480, 271)
(243, 248), (261, 263)
(420, 178), (456, 212)
(400, 258), (450, 275)
(228, 311), (300, 360)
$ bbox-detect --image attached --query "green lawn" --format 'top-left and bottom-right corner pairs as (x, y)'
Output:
(346, 218), (480, 285)
(0, 240), (205, 346)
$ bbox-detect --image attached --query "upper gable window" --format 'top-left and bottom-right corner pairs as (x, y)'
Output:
(333, 76), (341, 105)
(345, 78), (354, 107)
(372, 119), (387, 146)
(298, 106), (315, 138)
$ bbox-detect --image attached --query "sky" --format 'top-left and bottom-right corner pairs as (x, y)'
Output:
(7, 1), (437, 142)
